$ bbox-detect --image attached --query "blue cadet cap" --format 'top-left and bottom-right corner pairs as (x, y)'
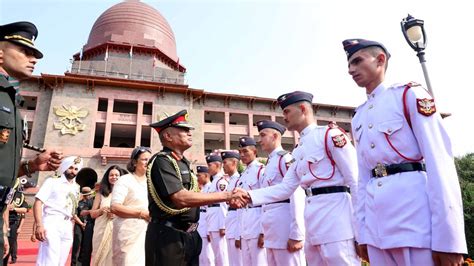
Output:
(239, 136), (256, 148)
(277, 91), (313, 109)
(221, 151), (240, 160)
(0, 21), (43, 58)
(256, 120), (286, 135)
(196, 165), (209, 173)
(206, 154), (222, 164)
(342, 38), (391, 60)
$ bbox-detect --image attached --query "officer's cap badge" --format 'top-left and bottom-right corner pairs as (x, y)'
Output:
(74, 156), (82, 164)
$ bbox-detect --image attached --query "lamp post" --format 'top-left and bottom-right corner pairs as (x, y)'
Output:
(401, 14), (434, 97)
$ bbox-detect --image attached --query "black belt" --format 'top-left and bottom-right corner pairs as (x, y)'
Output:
(200, 209), (206, 213)
(371, 162), (425, 178)
(208, 204), (220, 208)
(267, 199), (290, 204)
(228, 207), (237, 211)
(305, 186), (350, 197)
(151, 219), (199, 233)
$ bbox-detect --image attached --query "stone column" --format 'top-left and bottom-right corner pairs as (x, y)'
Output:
(135, 101), (143, 147)
(248, 114), (254, 137)
(103, 99), (114, 146)
(224, 111), (230, 150)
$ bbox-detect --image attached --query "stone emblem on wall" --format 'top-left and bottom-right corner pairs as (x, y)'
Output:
(53, 105), (89, 135)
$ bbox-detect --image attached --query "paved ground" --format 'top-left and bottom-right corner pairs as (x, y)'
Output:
(9, 239), (72, 266)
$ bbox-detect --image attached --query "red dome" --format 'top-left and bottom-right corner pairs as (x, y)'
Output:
(85, 0), (178, 60)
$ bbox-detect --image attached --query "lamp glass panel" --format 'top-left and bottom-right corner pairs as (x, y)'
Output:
(407, 25), (423, 42)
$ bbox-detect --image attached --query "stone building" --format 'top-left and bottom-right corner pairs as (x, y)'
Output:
(19, 0), (356, 184)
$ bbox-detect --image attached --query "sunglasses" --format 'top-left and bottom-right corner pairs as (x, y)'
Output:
(131, 146), (152, 160)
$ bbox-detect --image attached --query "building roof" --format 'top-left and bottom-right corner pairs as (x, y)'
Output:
(85, 0), (178, 61)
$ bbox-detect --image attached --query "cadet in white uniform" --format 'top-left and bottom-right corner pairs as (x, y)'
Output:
(221, 151), (243, 266)
(33, 156), (83, 266)
(206, 154), (229, 266)
(236, 137), (267, 266)
(342, 38), (467, 265)
(256, 120), (306, 266)
(247, 92), (359, 266)
(197, 165), (215, 266)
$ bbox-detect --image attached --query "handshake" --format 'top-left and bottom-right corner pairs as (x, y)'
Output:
(227, 188), (252, 208)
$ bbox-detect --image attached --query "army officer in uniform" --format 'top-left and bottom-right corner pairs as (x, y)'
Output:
(0, 21), (62, 261)
(145, 110), (249, 266)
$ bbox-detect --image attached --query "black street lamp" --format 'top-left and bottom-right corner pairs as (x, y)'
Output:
(401, 14), (434, 97)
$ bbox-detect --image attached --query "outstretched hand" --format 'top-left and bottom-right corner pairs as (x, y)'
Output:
(228, 188), (251, 208)
(30, 149), (63, 172)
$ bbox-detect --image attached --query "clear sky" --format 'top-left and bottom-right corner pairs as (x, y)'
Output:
(1, 0), (473, 156)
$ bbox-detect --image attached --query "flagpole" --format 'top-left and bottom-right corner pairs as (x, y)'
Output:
(104, 45), (109, 75)
(78, 46), (83, 73)
(128, 45), (133, 79)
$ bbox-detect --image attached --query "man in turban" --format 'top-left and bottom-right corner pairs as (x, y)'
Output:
(33, 156), (83, 266)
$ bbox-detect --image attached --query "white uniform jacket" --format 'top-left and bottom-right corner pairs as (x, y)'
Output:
(206, 173), (228, 233)
(198, 182), (212, 238)
(351, 82), (467, 253)
(249, 123), (358, 245)
(35, 176), (80, 219)
(260, 146), (306, 249)
(225, 172), (241, 239)
(237, 159), (265, 240)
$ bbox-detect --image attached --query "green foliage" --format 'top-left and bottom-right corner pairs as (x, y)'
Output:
(455, 153), (474, 257)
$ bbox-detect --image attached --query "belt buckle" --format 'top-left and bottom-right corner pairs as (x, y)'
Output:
(305, 187), (313, 197)
(374, 163), (388, 178)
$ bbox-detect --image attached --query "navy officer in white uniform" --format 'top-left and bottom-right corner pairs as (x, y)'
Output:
(33, 156), (83, 266)
(206, 154), (229, 266)
(221, 151), (243, 266)
(342, 38), (467, 265)
(244, 92), (360, 265)
(256, 120), (306, 266)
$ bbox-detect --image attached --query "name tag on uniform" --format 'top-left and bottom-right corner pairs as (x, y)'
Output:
(181, 170), (189, 175)
(1, 106), (11, 113)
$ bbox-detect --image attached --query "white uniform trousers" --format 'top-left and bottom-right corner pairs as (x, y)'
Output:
(305, 238), (359, 266)
(367, 245), (434, 266)
(36, 215), (74, 266)
(209, 231), (229, 266)
(267, 248), (305, 266)
(200, 236), (215, 266)
(241, 238), (267, 266)
(226, 238), (242, 266)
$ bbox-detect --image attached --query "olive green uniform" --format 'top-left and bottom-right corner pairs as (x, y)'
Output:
(0, 74), (23, 264)
(145, 147), (201, 266)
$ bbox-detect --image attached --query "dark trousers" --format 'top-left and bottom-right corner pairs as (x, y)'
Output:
(3, 219), (20, 264)
(145, 222), (202, 266)
(78, 221), (94, 266)
(71, 224), (83, 266)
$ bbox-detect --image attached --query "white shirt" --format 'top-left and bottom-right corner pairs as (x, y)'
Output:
(237, 159), (265, 240)
(225, 172), (241, 239)
(198, 182), (212, 238)
(249, 123), (358, 245)
(35, 176), (80, 218)
(206, 173), (228, 232)
(260, 146), (306, 249)
(352, 82), (467, 253)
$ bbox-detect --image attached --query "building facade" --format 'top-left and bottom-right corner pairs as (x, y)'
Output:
(19, 0), (356, 184)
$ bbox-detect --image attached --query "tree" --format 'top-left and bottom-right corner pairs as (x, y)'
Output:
(455, 153), (474, 257)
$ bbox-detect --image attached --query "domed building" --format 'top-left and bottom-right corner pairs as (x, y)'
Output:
(18, 0), (356, 185)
